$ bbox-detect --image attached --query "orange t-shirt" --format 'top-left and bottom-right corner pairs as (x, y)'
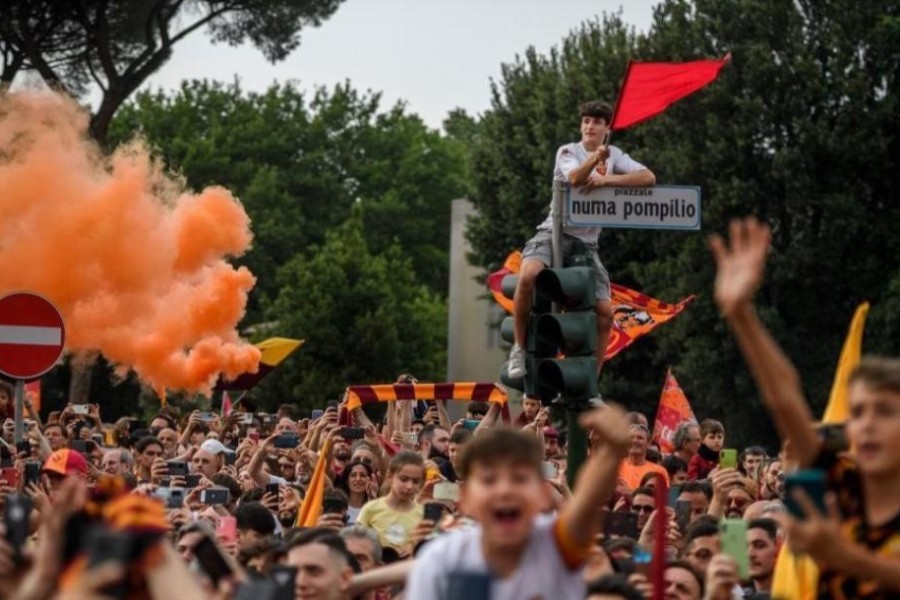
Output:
(618, 458), (669, 491)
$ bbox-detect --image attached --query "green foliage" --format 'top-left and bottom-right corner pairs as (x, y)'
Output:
(467, 2), (900, 447)
(261, 209), (446, 407)
(109, 80), (470, 323)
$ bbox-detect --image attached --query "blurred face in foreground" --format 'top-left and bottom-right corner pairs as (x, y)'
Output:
(460, 459), (547, 550)
(286, 542), (352, 600)
(846, 382), (900, 478)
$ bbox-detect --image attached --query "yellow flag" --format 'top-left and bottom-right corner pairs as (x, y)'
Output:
(822, 302), (870, 424)
(771, 546), (819, 600)
(295, 438), (333, 527)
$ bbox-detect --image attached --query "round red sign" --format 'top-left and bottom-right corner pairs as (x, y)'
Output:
(0, 292), (66, 380)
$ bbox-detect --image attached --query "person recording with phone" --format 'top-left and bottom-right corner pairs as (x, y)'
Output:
(712, 217), (900, 597)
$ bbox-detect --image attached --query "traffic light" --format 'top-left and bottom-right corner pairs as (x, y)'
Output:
(499, 267), (598, 405)
(533, 266), (598, 404)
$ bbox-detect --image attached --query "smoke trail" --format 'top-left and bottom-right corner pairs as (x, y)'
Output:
(0, 91), (260, 394)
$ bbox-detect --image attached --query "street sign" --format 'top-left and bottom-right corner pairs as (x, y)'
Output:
(0, 292), (66, 380)
(567, 185), (702, 230)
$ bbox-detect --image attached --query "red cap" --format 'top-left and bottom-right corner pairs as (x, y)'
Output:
(42, 448), (89, 477)
(543, 426), (559, 439)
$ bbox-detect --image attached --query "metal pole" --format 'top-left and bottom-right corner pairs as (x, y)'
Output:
(551, 180), (565, 271)
(13, 379), (24, 444)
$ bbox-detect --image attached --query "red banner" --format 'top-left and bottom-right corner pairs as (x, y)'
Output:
(651, 369), (697, 454)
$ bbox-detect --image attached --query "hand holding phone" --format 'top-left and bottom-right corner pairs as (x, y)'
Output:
(719, 448), (738, 470)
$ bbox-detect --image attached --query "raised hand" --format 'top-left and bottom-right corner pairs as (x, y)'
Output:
(709, 217), (772, 316)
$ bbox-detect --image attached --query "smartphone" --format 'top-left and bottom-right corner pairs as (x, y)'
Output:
(340, 427), (364, 440)
(184, 474), (201, 489)
(265, 482), (281, 499)
(217, 516), (237, 543)
(248, 429), (260, 443)
(0, 467), (18, 488)
(462, 419), (480, 431)
(326, 400), (339, 409)
(322, 497), (346, 515)
(15, 441), (30, 456)
(445, 571), (491, 600)
(269, 565), (298, 600)
(541, 461), (558, 480)
(23, 462), (41, 488)
(153, 487), (185, 509)
(201, 487), (230, 506)
(4, 494), (32, 563)
(224, 452), (236, 466)
(633, 547), (652, 577)
(720, 518), (749, 580)
(311, 409), (324, 421)
(433, 481), (460, 502)
(238, 413), (254, 425)
(193, 534), (233, 585)
(273, 435), (299, 449)
(784, 469), (827, 519)
(70, 440), (90, 455)
(719, 448), (738, 470)
(72, 404), (90, 415)
(128, 420), (147, 434)
(668, 485), (682, 508)
(197, 412), (217, 422)
(84, 526), (131, 598)
(423, 502), (445, 523)
(166, 460), (189, 478)
(675, 500), (692, 532)
(603, 510), (639, 539)
(402, 432), (418, 445)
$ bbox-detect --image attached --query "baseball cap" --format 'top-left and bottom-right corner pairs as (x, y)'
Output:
(200, 439), (227, 455)
(42, 448), (89, 477)
(543, 426), (559, 439)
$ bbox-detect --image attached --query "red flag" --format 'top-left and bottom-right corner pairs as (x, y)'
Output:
(487, 251), (521, 314)
(651, 369), (698, 454)
(611, 54), (731, 131)
(221, 391), (232, 418)
(24, 380), (41, 412)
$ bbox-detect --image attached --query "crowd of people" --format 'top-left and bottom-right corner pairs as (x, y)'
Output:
(0, 217), (897, 599)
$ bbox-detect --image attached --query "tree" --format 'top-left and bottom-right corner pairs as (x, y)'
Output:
(466, 2), (900, 447)
(261, 208), (446, 406)
(0, 0), (345, 143)
(109, 80), (470, 322)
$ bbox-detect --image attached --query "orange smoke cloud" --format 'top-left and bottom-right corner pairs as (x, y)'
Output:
(0, 91), (260, 394)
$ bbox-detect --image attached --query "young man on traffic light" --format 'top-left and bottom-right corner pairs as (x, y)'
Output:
(506, 101), (655, 383)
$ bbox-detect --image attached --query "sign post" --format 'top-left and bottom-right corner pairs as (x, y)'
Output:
(0, 293), (66, 443)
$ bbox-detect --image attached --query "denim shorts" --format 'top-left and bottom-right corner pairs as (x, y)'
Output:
(521, 230), (611, 301)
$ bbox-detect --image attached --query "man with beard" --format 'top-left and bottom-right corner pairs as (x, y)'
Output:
(332, 438), (354, 475)
(761, 459), (784, 500)
(417, 424), (450, 463)
(743, 518), (779, 598)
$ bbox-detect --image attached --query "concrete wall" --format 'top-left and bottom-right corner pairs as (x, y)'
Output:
(446, 199), (507, 384)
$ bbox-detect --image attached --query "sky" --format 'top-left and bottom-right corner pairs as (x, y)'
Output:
(130, 0), (659, 129)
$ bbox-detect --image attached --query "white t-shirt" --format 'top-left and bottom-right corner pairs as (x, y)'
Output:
(537, 142), (648, 242)
(406, 515), (586, 600)
(346, 504), (362, 525)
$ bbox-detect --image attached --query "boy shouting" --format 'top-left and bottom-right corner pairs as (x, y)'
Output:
(407, 405), (630, 599)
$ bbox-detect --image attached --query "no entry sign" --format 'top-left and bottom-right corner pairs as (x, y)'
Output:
(0, 292), (66, 380)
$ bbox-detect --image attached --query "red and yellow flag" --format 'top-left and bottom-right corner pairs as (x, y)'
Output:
(487, 251), (694, 361)
(651, 369), (697, 454)
(216, 337), (303, 391)
(344, 382), (507, 412)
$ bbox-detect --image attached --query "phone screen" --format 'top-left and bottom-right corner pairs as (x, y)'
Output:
(720, 518), (749, 579)
(719, 449), (738, 470)
(784, 469), (827, 519)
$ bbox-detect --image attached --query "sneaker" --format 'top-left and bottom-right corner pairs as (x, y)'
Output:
(507, 343), (527, 378)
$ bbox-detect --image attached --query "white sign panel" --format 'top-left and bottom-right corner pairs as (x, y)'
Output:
(567, 185), (701, 230)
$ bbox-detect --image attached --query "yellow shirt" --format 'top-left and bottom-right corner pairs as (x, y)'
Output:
(356, 497), (424, 550)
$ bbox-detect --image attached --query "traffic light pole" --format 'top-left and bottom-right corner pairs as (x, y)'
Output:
(551, 182), (591, 489)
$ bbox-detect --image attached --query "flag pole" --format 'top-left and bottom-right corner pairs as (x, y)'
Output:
(605, 60), (633, 147)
